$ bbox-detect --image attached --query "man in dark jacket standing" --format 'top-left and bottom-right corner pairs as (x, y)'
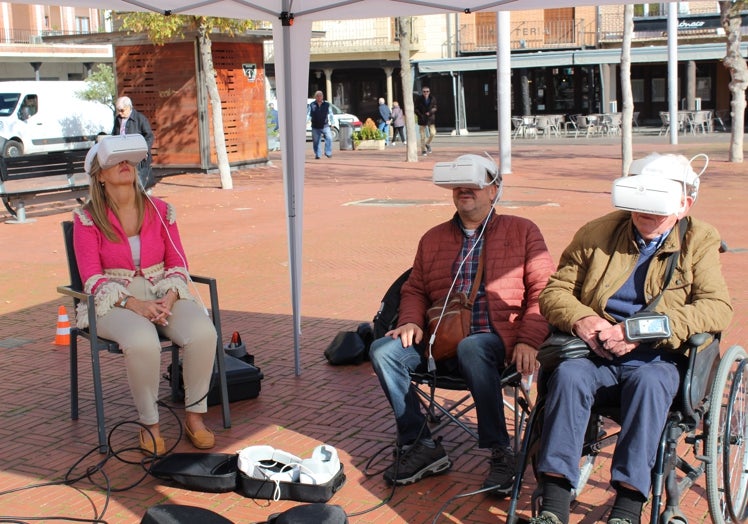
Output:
(113, 96), (155, 190)
(306, 91), (334, 159)
(414, 86), (437, 156)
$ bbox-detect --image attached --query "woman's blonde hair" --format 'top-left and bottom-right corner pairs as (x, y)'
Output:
(84, 154), (146, 242)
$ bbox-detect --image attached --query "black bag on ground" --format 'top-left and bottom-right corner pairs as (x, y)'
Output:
(150, 453), (238, 492)
(265, 503), (348, 524)
(140, 504), (233, 524)
(536, 330), (591, 371)
(324, 267), (412, 366)
(324, 331), (366, 365)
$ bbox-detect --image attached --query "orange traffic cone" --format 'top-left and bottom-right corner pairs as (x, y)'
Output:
(54, 305), (71, 346)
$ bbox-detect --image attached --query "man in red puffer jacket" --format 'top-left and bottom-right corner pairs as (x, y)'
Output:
(370, 154), (555, 496)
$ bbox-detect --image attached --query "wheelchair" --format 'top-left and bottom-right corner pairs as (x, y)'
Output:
(506, 333), (748, 524)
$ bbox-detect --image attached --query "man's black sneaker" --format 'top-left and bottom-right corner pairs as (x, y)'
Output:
(483, 446), (517, 496)
(425, 144), (432, 153)
(383, 439), (452, 486)
(529, 511), (564, 524)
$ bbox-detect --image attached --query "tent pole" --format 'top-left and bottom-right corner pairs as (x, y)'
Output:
(667, 2), (679, 145)
(498, 11), (512, 175)
(274, 12), (312, 376)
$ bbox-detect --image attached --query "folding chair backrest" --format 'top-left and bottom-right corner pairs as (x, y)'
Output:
(372, 268), (412, 340)
(62, 220), (84, 297)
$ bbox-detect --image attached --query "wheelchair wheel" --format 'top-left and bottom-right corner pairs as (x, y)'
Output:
(723, 358), (748, 522)
(706, 345), (748, 524)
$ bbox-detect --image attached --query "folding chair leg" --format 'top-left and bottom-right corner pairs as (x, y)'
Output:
(412, 385), (479, 441)
(70, 329), (79, 420)
(88, 331), (109, 453)
(506, 400), (544, 524)
(205, 278), (231, 429)
(170, 348), (180, 401)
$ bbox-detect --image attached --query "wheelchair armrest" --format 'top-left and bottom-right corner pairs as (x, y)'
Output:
(684, 333), (711, 350)
(681, 333), (720, 421)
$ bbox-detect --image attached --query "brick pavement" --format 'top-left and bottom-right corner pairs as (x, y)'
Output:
(0, 132), (745, 523)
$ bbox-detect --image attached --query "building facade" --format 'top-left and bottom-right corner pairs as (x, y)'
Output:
(264, 3), (746, 131)
(1, 3), (745, 132)
(0, 3), (111, 80)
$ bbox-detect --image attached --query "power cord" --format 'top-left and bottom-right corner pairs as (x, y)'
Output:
(0, 401), (186, 523)
(352, 402), (435, 518)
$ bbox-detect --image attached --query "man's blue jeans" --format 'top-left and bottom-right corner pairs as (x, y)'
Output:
(311, 126), (333, 157)
(378, 122), (390, 145)
(369, 332), (509, 449)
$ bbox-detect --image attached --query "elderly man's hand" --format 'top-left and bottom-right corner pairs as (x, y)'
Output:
(385, 323), (423, 348)
(597, 323), (639, 357)
(514, 342), (540, 376)
(573, 315), (615, 360)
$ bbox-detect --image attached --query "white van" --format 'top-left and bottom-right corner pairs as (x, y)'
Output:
(0, 81), (113, 157)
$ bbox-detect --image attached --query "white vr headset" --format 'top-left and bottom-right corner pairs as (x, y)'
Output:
(611, 174), (687, 216)
(433, 154), (500, 189)
(237, 444), (340, 486)
(84, 134), (148, 173)
(611, 153), (705, 216)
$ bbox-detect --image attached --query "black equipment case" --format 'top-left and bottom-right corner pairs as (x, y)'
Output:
(208, 354), (264, 406)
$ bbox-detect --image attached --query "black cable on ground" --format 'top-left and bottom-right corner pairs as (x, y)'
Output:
(0, 400), (186, 523)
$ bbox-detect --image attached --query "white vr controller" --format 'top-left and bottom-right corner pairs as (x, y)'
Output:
(85, 134), (148, 173)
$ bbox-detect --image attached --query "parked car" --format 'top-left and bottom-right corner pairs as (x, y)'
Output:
(306, 99), (362, 141)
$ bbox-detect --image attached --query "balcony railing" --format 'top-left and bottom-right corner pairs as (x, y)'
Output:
(0, 28), (97, 44)
(459, 19), (597, 53)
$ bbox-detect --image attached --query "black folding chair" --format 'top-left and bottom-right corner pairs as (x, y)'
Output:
(410, 363), (531, 450)
(374, 268), (532, 450)
(57, 220), (231, 452)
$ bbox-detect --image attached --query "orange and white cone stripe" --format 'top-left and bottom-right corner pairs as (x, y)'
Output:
(54, 305), (71, 346)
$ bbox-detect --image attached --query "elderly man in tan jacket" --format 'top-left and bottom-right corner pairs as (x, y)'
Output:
(531, 153), (733, 524)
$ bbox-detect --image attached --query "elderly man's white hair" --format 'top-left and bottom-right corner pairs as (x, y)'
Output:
(629, 153), (705, 199)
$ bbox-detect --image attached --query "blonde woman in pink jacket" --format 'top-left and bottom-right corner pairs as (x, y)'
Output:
(73, 135), (216, 455)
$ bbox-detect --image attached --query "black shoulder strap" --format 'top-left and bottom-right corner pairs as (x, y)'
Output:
(644, 218), (688, 312)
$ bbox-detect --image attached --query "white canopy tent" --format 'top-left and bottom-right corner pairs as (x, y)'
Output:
(15, 0), (662, 374)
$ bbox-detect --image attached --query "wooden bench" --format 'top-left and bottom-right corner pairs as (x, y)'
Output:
(0, 149), (89, 223)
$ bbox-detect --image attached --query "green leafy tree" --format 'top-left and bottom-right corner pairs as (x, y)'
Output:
(79, 63), (116, 112)
(119, 13), (256, 189)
